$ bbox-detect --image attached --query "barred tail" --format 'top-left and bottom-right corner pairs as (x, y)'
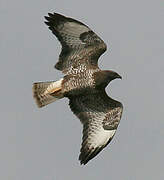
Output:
(32, 78), (64, 108)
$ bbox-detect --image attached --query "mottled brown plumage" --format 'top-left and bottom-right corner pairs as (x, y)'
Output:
(33, 12), (123, 165)
(44, 13), (106, 74)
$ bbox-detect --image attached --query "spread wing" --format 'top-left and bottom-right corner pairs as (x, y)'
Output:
(69, 92), (123, 165)
(44, 13), (107, 74)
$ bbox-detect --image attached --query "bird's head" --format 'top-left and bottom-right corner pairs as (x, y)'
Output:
(94, 70), (122, 89)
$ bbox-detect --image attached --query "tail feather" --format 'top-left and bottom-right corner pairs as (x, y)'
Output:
(32, 78), (64, 108)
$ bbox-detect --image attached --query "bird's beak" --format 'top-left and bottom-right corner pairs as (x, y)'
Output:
(117, 74), (122, 79)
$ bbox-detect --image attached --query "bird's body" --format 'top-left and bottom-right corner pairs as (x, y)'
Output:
(33, 12), (123, 165)
(62, 67), (99, 96)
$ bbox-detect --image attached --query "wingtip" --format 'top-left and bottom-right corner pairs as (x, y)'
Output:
(79, 157), (87, 165)
(79, 156), (91, 165)
(78, 145), (105, 165)
(44, 13), (65, 28)
(45, 12), (66, 20)
(48, 12), (54, 17)
(44, 16), (51, 21)
(44, 21), (51, 26)
(78, 150), (91, 165)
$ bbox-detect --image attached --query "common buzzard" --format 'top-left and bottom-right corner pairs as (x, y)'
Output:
(33, 13), (123, 165)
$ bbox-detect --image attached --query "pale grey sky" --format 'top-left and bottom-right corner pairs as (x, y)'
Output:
(1, 0), (164, 180)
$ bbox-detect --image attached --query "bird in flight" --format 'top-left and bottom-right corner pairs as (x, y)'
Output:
(32, 12), (123, 165)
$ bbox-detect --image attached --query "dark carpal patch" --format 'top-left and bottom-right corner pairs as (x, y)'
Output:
(80, 31), (102, 45)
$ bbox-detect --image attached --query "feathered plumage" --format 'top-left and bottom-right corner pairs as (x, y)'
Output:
(33, 12), (123, 165)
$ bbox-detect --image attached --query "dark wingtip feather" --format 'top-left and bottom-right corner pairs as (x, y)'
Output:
(48, 12), (54, 17)
(79, 146), (104, 165)
(44, 15), (48, 19)
(44, 12), (87, 28)
(79, 138), (114, 165)
(44, 12), (66, 22)
(44, 13), (65, 29)
(44, 21), (50, 26)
